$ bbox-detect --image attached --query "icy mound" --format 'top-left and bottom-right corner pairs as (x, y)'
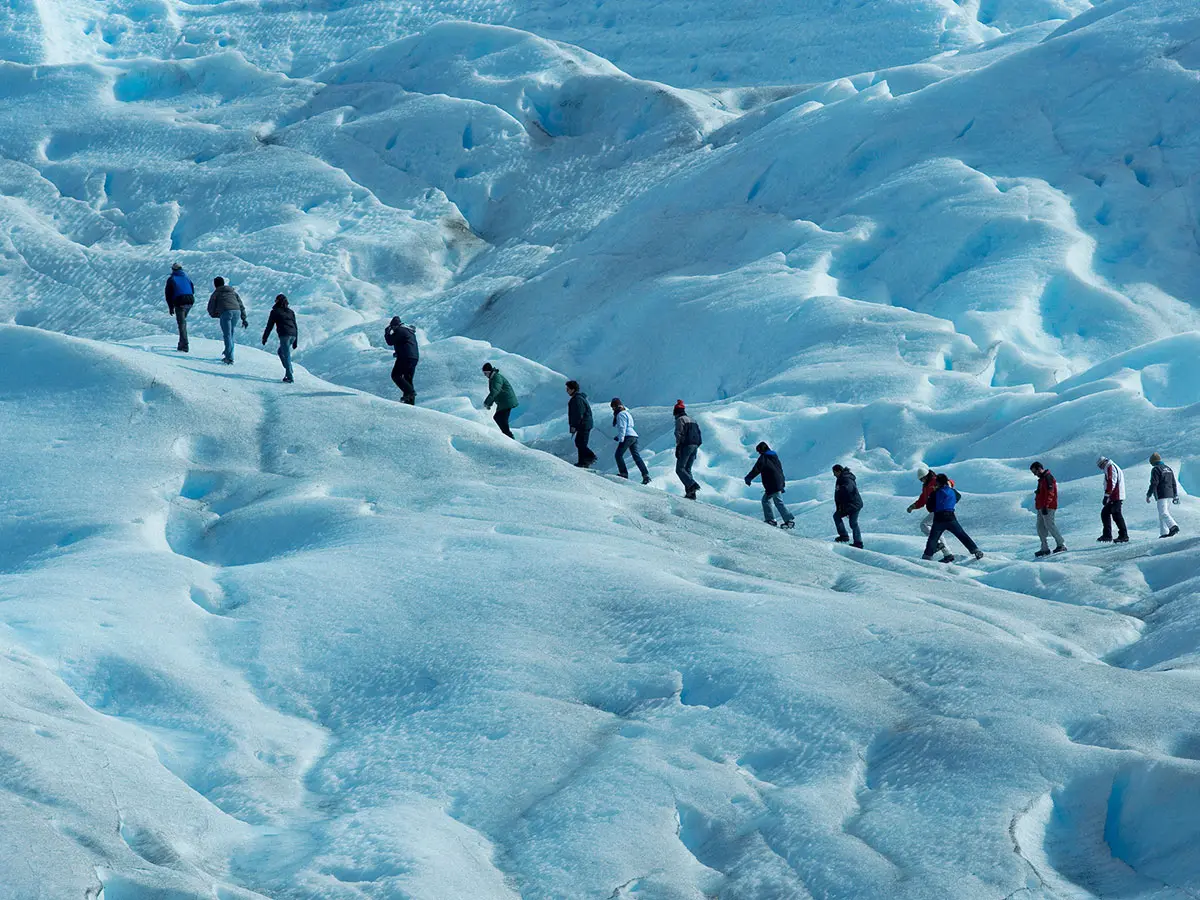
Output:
(3, 325), (1200, 899)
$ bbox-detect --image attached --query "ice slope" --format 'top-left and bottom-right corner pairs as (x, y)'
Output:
(4, 325), (1200, 900)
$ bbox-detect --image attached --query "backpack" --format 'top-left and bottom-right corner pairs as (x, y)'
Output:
(682, 420), (702, 447)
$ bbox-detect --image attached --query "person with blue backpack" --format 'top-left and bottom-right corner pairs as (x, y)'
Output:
(164, 263), (195, 352)
(673, 400), (702, 499)
(746, 442), (794, 528)
(922, 473), (984, 562)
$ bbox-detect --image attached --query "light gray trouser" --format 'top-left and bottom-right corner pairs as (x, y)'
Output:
(1157, 498), (1179, 535)
(1036, 508), (1065, 550)
(762, 491), (792, 524)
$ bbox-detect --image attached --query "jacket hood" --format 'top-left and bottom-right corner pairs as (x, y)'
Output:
(762, 450), (778, 458)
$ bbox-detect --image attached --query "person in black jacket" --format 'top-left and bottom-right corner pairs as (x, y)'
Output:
(261, 294), (298, 383)
(384, 316), (419, 405)
(565, 381), (596, 467)
(831, 464), (864, 548)
(1147, 452), (1181, 537)
(165, 264), (194, 352)
(673, 400), (702, 499)
(745, 442), (793, 528)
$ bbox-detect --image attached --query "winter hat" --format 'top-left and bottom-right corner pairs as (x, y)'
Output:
(275, 294), (288, 305)
(171, 263), (183, 271)
(917, 464), (930, 480)
(482, 363), (494, 373)
(832, 464), (844, 474)
(755, 441), (770, 453)
(390, 315), (402, 326)
(610, 397), (622, 408)
(214, 276), (225, 287)
(1150, 452), (1162, 464)
(673, 400), (686, 416)
(1096, 456), (1109, 469)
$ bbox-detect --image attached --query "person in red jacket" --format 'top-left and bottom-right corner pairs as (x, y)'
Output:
(907, 466), (952, 561)
(1030, 462), (1066, 557)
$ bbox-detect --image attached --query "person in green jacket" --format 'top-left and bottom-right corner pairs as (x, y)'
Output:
(482, 362), (518, 438)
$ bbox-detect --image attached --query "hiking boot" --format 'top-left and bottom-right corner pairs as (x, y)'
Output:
(973, 550), (985, 560)
(940, 555), (957, 564)
(851, 541), (864, 549)
(641, 476), (652, 485)
(1114, 535), (1130, 543)
(765, 520), (779, 527)
(1168, 525), (1180, 537)
(779, 521), (795, 530)
(282, 375), (293, 383)
(1053, 545), (1067, 553)
(834, 535), (850, 543)
(1035, 549), (1051, 558)
(684, 488), (697, 500)
(921, 554), (934, 561)
(222, 357), (234, 365)
(617, 473), (629, 479)
(1097, 535), (1113, 542)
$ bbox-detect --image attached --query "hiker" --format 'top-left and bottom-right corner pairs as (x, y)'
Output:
(1029, 462), (1066, 557)
(566, 381), (597, 467)
(482, 363), (518, 438)
(907, 466), (952, 559)
(1146, 453), (1181, 538)
(261, 294), (298, 383)
(922, 473), (984, 562)
(831, 464), (864, 548)
(206, 277), (247, 364)
(745, 442), (793, 528)
(1096, 456), (1129, 543)
(611, 399), (651, 484)
(165, 263), (194, 352)
(673, 400), (702, 499)
(384, 316), (418, 405)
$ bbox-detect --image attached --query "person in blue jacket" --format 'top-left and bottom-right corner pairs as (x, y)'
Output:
(165, 263), (195, 352)
(921, 474), (984, 562)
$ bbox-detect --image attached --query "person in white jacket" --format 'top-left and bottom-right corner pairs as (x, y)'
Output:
(1096, 455), (1129, 543)
(610, 398), (651, 484)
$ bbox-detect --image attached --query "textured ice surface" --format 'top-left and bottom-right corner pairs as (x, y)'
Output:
(2, 0), (1200, 896)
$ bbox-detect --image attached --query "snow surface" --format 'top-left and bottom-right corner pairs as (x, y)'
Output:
(3, 0), (1200, 896)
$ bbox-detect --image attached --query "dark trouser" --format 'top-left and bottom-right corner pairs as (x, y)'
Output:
(494, 407), (514, 438)
(616, 436), (649, 478)
(574, 428), (596, 465)
(834, 508), (862, 544)
(174, 301), (192, 350)
(676, 444), (699, 491)
(391, 358), (417, 404)
(1101, 499), (1128, 539)
(277, 336), (294, 380)
(924, 514), (978, 557)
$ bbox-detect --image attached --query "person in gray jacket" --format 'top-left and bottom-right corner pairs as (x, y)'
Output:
(207, 277), (247, 364)
(1147, 452), (1181, 537)
(673, 400), (702, 499)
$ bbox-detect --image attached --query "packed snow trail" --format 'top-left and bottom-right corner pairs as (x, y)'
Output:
(2, 327), (1200, 899)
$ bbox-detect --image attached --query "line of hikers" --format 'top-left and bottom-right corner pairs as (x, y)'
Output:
(165, 266), (297, 381)
(164, 269), (1185, 561)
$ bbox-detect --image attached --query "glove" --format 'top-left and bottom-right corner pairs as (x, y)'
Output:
(906, 504), (916, 514)
(261, 338), (267, 346)
(614, 436), (619, 442)
(241, 317), (249, 329)
(1174, 498), (1181, 505)
(744, 477), (752, 486)
(1146, 497), (1152, 503)
(292, 340), (298, 350)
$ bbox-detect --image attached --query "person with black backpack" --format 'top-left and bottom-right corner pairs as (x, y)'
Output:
(831, 464), (864, 548)
(1147, 452), (1181, 538)
(673, 400), (702, 499)
(566, 381), (597, 467)
(384, 316), (418, 405)
(922, 474), (984, 562)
